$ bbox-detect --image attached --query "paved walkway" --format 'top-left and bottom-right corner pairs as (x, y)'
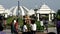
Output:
(44, 27), (57, 34)
(3, 27), (57, 34)
(3, 29), (11, 34)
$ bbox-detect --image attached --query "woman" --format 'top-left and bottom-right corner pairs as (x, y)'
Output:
(14, 19), (18, 34)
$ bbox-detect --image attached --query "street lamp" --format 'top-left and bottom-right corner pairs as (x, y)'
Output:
(50, 11), (52, 21)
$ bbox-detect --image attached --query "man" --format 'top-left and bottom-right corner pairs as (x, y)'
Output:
(23, 21), (28, 34)
(30, 20), (36, 34)
(11, 19), (15, 34)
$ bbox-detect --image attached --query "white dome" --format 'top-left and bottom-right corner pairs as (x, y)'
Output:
(28, 9), (35, 15)
(0, 5), (5, 14)
(37, 4), (55, 14)
(5, 9), (11, 15)
(39, 4), (51, 11)
(0, 5), (5, 9)
(10, 6), (30, 16)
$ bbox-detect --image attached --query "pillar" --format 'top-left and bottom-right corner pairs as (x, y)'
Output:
(49, 14), (51, 21)
(52, 14), (54, 20)
(37, 14), (39, 21)
(4, 13), (8, 18)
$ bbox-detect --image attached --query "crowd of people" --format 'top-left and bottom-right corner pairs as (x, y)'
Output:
(10, 18), (37, 34)
(0, 15), (60, 34)
(10, 18), (18, 34)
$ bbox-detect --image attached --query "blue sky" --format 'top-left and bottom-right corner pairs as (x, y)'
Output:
(0, 0), (60, 12)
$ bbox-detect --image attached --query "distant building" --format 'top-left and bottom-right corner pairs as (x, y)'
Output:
(28, 9), (35, 16)
(0, 5), (5, 14)
(10, 6), (30, 16)
(37, 4), (56, 21)
(0, 4), (56, 21)
(0, 5), (8, 18)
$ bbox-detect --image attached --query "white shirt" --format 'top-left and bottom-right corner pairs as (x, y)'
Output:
(14, 20), (16, 24)
(30, 24), (36, 31)
(40, 21), (43, 26)
(23, 25), (27, 32)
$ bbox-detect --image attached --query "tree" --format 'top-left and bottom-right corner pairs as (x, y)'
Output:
(30, 14), (37, 21)
(34, 9), (38, 20)
(34, 9), (38, 11)
(57, 9), (60, 15)
(57, 9), (60, 20)
(34, 9), (38, 14)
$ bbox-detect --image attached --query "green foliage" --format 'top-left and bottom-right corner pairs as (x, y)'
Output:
(57, 15), (60, 20)
(34, 9), (38, 11)
(57, 10), (60, 15)
(30, 14), (37, 21)
(35, 21), (44, 32)
(57, 9), (60, 19)
(6, 16), (14, 25)
(6, 16), (23, 26)
(18, 17), (23, 26)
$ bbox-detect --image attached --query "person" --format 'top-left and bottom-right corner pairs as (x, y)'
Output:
(0, 21), (3, 31)
(43, 19), (48, 32)
(3, 18), (6, 29)
(56, 19), (60, 34)
(0, 16), (6, 34)
(30, 19), (36, 34)
(40, 20), (44, 27)
(10, 19), (15, 34)
(11, 19), (18, 34)
(40, 19), (44, 28)
(14, 19), (18, 34)
(23, 21), (28, 34)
